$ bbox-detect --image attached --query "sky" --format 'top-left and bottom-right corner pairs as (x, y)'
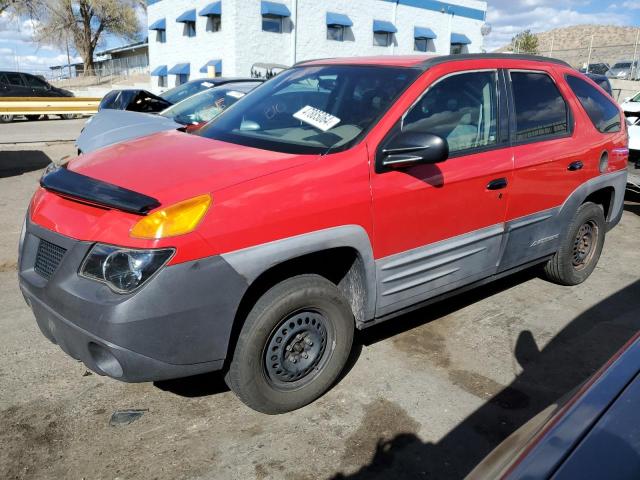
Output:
(0, 1), (639, 74)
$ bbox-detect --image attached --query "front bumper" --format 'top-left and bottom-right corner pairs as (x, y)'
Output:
(19, 216), (249, 382)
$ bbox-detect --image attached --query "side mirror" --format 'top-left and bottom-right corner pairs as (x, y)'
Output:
(380, 131), (448, 170)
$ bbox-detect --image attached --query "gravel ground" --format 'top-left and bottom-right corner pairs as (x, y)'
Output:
(1, 129), (639, 479)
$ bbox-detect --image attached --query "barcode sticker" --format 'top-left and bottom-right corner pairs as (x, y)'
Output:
(293, 105), (341, 132)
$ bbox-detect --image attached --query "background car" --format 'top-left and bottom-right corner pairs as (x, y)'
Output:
(579, 62), (610, 76)
(0, 70), (74, 123)
(606, 60), (639, 80)
(98, 77), (259, 113)
(77, 80), (262, 153)
(584, 73), (613, 96)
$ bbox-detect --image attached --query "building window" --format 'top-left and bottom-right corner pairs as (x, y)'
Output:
(262, 15), (282, 33)
(327, 25), (344, 41)
(184, 21), (196, 37)
(208, 15), (221, 32)
(177, 74), (190, 85)
(374, 32), (392, 47)
(414, 38), (428, 52)
(450, 44), (464, 55)
(158, 76), (167, 87)
(156, 30), (166, 43)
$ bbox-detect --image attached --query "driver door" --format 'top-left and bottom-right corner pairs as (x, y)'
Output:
(370, 68), (514, 317)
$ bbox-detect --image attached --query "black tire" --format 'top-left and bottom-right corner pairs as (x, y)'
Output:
(225, 274), (354, 414)
(544, 202), (606, 286)
(60, 114), (79, 120)
(0, 114), (12, 123)
(26, 115), (41, 121)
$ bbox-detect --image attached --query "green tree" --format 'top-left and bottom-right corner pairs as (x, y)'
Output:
(510, 30), (539, 55)
(30, 0), (142, 75)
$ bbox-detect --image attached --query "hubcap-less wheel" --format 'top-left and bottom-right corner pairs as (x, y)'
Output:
(572, 220), (598, 270)
(265, 310), (329, 388)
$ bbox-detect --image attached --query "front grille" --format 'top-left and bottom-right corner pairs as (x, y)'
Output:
(34, 238), (67, 280)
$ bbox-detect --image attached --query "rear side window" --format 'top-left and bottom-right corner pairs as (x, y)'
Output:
(565, 75), (621, 133)
(510, 71), (569, 142)
(5, 72), (25, 86)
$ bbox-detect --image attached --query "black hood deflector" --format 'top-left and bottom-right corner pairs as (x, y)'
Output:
(40, 166), (161, 215)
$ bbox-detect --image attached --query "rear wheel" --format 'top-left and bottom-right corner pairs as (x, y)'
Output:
(60, 114), (80, 120)
(26, 115), (40, 121)
(544, 202), (605, 285)
(0, 114), (13, 123)
(225, 274), (354, 414)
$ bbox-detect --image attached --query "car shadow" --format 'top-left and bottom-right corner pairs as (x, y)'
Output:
(624, 192), (640, 216)
(330, 279), (640, 480)
(0, 150), (51, 178)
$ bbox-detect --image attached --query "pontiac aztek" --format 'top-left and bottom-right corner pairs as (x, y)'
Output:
(19, 54), (628, 413)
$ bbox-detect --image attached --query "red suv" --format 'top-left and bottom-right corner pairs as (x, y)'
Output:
(19, 54), (628, 414)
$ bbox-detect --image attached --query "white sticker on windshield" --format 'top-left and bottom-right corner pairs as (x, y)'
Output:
(202, 81), (214, 87)
(226, 90), (245, 99)
(293, 105), (340, 132)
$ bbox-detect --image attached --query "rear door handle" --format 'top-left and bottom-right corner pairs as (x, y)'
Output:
(568, 161), (584, 171)
(487, 178), (508, 190)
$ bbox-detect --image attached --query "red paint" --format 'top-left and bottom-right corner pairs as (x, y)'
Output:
(30, 56), (628, 266)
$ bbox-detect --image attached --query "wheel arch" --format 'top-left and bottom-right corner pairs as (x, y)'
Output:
(221, 226), (377, 362)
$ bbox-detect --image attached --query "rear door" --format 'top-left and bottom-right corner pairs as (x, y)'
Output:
(500, 68), (590, 270)
(2, 72), (29, 97)
(370, 66), (513, 317)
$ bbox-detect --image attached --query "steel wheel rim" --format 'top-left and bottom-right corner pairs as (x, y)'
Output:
(264, 310), (331, 390)
(572, 220), (598, 270)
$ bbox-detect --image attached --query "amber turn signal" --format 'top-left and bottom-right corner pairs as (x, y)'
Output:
(130, 194), (212, 239)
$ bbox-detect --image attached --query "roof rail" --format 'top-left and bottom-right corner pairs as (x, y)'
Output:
(421, 53), (572, 69)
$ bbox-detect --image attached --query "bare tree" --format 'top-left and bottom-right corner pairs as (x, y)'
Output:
(31, 0), (141, 75)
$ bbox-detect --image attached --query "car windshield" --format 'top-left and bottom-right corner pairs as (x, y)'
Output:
(630, 92), (640, 102)
(161, 80), (214, 104)
(613, 63), (632, 69)
(160, 83), (260, 125)
(197, 65), (420, 154)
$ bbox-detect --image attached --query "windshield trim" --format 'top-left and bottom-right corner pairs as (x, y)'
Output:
(196, 65), (423, 155)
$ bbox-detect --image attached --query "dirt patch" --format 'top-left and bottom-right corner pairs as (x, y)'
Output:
(449, 369), (529, 410)
(391, 321), (451, 369)
(0, 260), (17, 272)
(0, 403), (68, 479)
(339, 398), (420, 472)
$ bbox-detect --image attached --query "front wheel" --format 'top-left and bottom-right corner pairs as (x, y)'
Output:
(544, 202), (606, 285)
(0, 114), (13, 123)
(60, 114), (80, 120)
(225, 274), (354, 414)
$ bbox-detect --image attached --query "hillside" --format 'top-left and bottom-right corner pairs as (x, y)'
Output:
(495, 25), (640, 68)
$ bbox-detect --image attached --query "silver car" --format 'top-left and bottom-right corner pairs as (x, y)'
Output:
(606, 60), (639, 80)
(77, 81), (263, 154)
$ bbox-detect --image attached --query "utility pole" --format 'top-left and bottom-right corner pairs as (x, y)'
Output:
(632, 28), (640, 80)
(586, 34), (594, 73)
(65, 34), (72, 79)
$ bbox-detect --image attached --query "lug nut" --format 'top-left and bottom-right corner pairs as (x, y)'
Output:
(303, 353), (309, 359)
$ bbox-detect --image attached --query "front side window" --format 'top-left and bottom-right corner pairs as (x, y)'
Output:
(403, 71), (498, 154)
(23, 74), (49, 89)
(327, 25), (344, 41)
(262, 15), (282, 33)
(198, 65), (419, 154)
(510, 71), (569, 142)
(374, 32), (391, 47)
(565, 75), (621, 133)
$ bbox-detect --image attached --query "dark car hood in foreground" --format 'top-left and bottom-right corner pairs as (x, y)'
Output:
(76, 110), (182, 153)
(468, 331), (640, 479)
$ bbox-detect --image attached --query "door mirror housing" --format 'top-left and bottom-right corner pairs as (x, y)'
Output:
(379, 131), (449, 170)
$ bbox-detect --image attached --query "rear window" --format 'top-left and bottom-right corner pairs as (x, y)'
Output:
(510, 71), (570, 142)
(565, 75), (621, 133)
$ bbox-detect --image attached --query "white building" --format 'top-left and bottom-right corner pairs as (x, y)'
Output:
(147, 0), (488, 89)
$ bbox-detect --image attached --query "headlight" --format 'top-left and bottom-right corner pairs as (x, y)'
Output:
(80, 244), (174, 293)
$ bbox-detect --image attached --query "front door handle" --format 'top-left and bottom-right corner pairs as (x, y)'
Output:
(487, 178), (508, 190)
(568, 161), (584, 171)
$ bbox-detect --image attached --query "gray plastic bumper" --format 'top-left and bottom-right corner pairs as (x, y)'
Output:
(18, 217), (249, 382)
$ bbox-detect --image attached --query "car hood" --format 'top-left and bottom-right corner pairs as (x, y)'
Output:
(76, 110), (182, 153)
(67, 130), (312, 206)
(621, 101), (640, 113)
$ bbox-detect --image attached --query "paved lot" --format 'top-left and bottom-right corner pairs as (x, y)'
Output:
(0, 117), (86, 144)
(1, 132), (639, 480)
